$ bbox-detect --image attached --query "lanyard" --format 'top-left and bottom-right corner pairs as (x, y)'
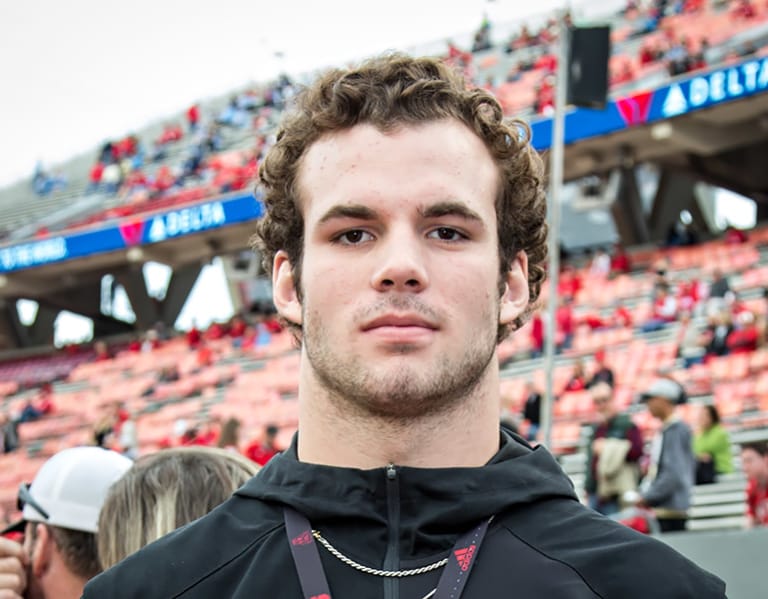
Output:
(284, 507), (490, 599)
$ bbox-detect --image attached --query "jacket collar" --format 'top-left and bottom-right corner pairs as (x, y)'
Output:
(236, 429), (577, 534)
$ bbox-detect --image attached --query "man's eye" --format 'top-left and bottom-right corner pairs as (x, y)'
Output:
(336, 230), (373, 245)
(428, 227), (465, 241)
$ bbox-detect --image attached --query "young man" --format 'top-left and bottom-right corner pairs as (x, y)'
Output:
(741, 441), (768, 528)
(637, 378), (696, 533)
(0, 446), (132, 599)
(84, 54), (725, 598)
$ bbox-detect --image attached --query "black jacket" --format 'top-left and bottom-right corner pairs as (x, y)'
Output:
(84, 431), (725, 598)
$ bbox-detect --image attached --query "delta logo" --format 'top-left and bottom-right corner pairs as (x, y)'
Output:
(291, 530), (312, 546)
(615, 90), (653, 127)
(118, 220), (146, 247)
(454, 545), (476, 572)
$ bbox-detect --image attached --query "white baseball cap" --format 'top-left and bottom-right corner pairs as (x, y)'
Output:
(4, 446), (133, 534)
(639, 378), (686, 405)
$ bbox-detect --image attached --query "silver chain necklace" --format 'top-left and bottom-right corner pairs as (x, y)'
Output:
(311, 530), (448, 578)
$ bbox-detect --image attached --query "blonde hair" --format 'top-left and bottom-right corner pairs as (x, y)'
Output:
(97, 446), (259, 569)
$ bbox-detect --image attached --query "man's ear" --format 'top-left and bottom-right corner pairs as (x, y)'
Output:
(30, 523), (52, 578)
(272, 250), (302, 326)
(499, 251), (530, 327)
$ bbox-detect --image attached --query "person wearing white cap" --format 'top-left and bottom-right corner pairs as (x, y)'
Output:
(635, 378), (695, 533)
(0, 446), (132, 599)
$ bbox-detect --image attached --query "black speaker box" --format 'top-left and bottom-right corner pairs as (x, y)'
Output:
(567, 25), (611, 109)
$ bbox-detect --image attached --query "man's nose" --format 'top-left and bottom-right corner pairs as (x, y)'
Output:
(369, 231), (429, 292)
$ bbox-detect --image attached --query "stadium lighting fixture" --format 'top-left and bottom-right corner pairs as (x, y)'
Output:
(650, 122), (673, 140)
(126, 247), (144, 263)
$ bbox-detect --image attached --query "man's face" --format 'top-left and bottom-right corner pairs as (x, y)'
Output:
(273, 120), (528, 420)
(741, 448), (768, 481)
(591, 386), (615, 422)
(23, 522), (45, 599)
(645, 396), (667, 419)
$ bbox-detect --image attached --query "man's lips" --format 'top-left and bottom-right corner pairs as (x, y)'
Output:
(361, 314), (439, 332)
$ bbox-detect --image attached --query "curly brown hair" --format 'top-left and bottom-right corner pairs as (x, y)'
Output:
(253, 53), (547, 342)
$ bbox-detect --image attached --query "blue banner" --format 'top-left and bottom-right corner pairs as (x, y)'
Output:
(0, 193), (263, 274)
(530, 55), (768, 151)
(5, 58), (768, 275)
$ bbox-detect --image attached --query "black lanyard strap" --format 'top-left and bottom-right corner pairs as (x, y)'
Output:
(284, 507), (491, 599)
(285, 507), (333, 599)
(432, 516), (491, 599)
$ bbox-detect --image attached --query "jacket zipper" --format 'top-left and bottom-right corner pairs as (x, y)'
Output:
(383, 463), (400, 599)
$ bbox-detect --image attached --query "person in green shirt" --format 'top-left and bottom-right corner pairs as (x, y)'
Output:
(693, 404), (734, 484)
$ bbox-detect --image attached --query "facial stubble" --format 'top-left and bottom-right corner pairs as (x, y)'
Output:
(303, 297), (500, 423)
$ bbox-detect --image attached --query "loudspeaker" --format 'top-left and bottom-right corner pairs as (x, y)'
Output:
(567, 25), (611, 110)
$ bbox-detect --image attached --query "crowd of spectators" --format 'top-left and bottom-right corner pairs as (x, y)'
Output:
(443, 0), (768, 117)
(16, 0), (768, 239)
(53, 73), (298, 235)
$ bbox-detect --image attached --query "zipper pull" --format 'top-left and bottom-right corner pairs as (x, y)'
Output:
(386, 463), (396, 480)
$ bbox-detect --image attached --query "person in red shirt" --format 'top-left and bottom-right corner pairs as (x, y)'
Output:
(677, 279), (701, 313)
(639, 44), (656, 66)
(229, 316), (247, 349)
(35, 382), (55, 416)
(610, 244), (631, 276)
(563, 359), (586, 392)
(611, 302), (633, 328)
(151, 165), (176, 194)
(193, 418), (221, 446)
(741, 441), (768, 527)
(196, 342), (214, 368)
(581, 312), (606, 330)
(557, 264), (582, 300)
(128, 336), (142, 352)
(244, 424), (280, 465)
(535, 77), (555, 115)
(187, 104), (200, 133)
(206, 322), (225, 340)
(158, 123), (183, 145)
(88, 161), (104, 192)
(187, 323), (202, 349)
(530, 311), (544, 357)
(727, 309), (759, 354)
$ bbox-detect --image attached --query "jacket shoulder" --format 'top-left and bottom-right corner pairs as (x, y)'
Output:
(498, 499), (726, 598)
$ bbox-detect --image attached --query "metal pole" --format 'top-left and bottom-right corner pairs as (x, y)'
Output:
(542, 11), (569, 451)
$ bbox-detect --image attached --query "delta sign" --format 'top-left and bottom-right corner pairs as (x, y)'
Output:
(0, 193), (263, 274)
(530, 55), (768, 151)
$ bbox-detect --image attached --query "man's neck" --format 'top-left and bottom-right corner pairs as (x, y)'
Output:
(296, 362), (502, 470)
(41, 567), (87, 599)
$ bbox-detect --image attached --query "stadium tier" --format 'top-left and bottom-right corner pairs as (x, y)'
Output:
(3, 0), (768, 541)
(2, 232), (768, 533)
(1, 1), (767, 242)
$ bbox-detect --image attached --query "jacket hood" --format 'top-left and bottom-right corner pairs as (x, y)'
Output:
(236, 429), (578, 552)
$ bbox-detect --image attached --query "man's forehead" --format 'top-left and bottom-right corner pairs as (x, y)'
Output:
(296, 123), (499, 222)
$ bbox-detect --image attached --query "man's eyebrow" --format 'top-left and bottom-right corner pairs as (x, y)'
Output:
(420, 201), (484, 223)
(317, 204), (378, 225)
